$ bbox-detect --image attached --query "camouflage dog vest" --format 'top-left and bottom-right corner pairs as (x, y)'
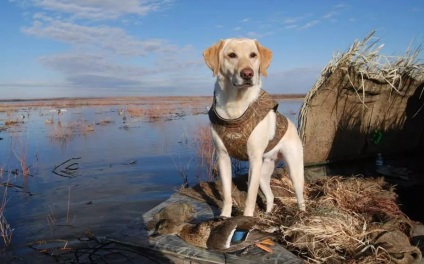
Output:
(208, 90), (288, 161)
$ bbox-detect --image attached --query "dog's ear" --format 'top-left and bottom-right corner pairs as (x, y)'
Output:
(255, 41), (272, 77)
(203, 40), (225, 77)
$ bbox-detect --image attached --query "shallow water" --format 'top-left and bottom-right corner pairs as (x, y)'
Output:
(0, 100), (302, 262)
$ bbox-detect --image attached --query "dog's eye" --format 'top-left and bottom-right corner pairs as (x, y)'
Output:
(228, 52), (237, 58)
(250, 52), (257, 58)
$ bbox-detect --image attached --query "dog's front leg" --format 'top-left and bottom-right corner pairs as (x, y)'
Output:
(217, 151), (233, 217)
(244, 155), (263, 216)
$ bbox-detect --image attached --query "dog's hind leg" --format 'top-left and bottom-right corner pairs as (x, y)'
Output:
(259, 157), (275, 213)
(280, 122), (306, 211)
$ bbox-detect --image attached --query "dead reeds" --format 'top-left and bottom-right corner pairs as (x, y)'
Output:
(299, 31), (424, 142)
(193, 124), (217, 181)
(274, 176), (419, 263)
(145, 104), (174, 121)
(46, 186), (74, 227)
(0, 172), (13, 248)
(12, 134), (31, 177)
(126, 104), (178, 121)
(49, 123), (74, 144)
(49, 120), (95, 144)
(126, 106), (144, 117)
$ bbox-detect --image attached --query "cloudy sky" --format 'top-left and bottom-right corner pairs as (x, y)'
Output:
(1, 0), (422, 99)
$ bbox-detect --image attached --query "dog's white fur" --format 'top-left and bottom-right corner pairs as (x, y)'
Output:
(203, 38), (305, 217)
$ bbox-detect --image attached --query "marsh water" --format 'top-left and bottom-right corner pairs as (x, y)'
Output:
(0, 99), (302, 262)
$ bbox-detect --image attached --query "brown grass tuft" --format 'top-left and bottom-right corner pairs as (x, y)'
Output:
(126, 107), (144, 117)
(193, 124), (217, 181)
(274, 176), (416, 263)
(144, 105), (169, 120)
(4, 119), (22, 126)
(49, 123), (73, 143)
(0, 173), (13, 247)
(12, 134), (31, 177)
(49, 120), (95, 144)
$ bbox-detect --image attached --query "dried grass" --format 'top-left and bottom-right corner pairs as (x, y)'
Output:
(95, 119), (112, 126)
(4, 119), (22, 126)
(283, 212), (365, 263)
(299, 31), (424, 140)
(49, 123), (74, 143)
(49, 120), (95, 144)
(193, 124), (217, 181)
(317, 177), (403, 221)
(0, 172), (13, 248)
(126, 106), (144, 117)
(144, 105), (163, 120)
(273, 176), (417, 263)
(12, 134), (31, 177)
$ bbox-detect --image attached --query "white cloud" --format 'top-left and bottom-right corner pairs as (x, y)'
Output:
(16, 2), (207, 94)
(36, 50), (208, 92)
(283, 15), (320, 30)
(22, 15), (176, 56)
(323, 11), (338, 20)
(285, 24), (298, 29)
(283, 17), (304, 25)
(333, 3), (348, 9)
(39, 53), (154, 77)
(246, 31), (274, 39)
(31, 0), (171, 20)
(299, 20), (320, 30)
(323, 4), (349, 23)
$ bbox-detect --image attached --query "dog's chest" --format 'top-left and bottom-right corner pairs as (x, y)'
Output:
(208, 90), (288, 161)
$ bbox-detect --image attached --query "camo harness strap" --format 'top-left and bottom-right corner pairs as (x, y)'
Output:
(208, 90), (288, 161)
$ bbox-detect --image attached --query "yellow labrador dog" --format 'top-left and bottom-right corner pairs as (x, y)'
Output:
(203, 38), (305, 217)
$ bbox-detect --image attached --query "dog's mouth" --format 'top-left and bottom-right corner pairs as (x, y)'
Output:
(233, 81), (253, 88)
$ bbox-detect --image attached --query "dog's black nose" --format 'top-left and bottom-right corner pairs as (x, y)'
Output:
(240, 68), (254, 80)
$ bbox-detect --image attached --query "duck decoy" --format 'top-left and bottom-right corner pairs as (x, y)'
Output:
(50, 109), (67, 114)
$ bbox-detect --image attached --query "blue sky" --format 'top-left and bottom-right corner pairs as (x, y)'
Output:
(0, 0), (423, 99)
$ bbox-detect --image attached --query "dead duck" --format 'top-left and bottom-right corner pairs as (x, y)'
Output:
(146, 202), (195, 230)
(152, 215), (276, 253)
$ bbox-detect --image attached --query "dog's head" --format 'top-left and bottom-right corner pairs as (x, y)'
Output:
(203, 38), (272, 89)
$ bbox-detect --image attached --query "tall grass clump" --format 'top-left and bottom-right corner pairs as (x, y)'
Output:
(172, 155), (192, 189)
(193, 124), (217, 181)
(12, 134), (31, 177)
(0, 171), (13, 248)
(145, 105), (165, 121)
(49, 123), (73, 145)
(126, 106), (144, 117)
(49, 120), (95, 147)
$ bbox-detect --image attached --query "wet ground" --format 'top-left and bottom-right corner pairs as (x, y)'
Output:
(0, 99), (303, 263)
